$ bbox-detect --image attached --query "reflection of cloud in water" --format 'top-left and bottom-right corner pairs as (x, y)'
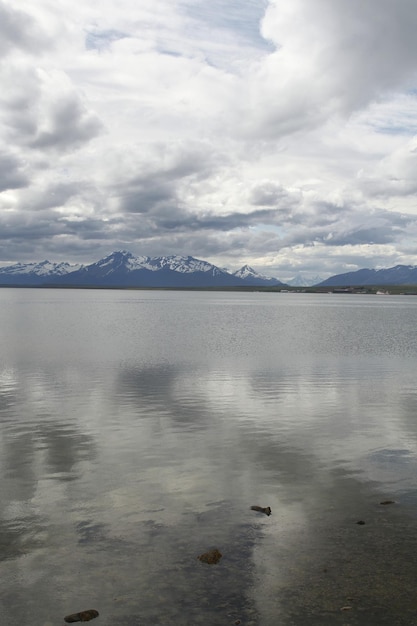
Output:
(2, 431), (37, 503)
(36, 424), (96, 479)
(0, 367), (97, 568)
(116, 363), (217, 430)
(110, 359), (417, 509)
(0, 366), (97, 479)
(2, 352), (417, 622)
(0, 363), (260, 624)
(1, 421), (96, 498)
(0, 515), (47, 562)
(0, 368), (18, 415)
(112, 360), (417, 623)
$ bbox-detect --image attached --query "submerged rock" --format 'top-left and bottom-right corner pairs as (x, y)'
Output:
(64, 609), (99, 622)
(197, 548), (223, 564)
(250, 505), (271, 516)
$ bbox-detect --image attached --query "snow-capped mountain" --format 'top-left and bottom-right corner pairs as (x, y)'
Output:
(0, 260), (82, 285)
(286, 273), (324, 287)
(49, 251), (243, 287)
(2, 251), (416, 288)
(233, 265), (285, 286)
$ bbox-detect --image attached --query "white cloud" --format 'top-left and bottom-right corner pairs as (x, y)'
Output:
(0, 0), (417, 278)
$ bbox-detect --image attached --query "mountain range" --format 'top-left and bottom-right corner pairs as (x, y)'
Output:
(0, 251), (286, 288)
(0, 251), (416, 288)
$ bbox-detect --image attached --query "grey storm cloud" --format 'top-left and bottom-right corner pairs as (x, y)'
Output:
(0, 210), (64, 240)
(0, 209), (123, 250)
(115, 228), (271, 262)
(120, 182), (176, 213)
(1, 66), (103, 154)
(119, 178), (178, 214)
(120, 193), (281, 233)
(329, 212), (414, 248)
(17, 180), (99, 213)
(0, 1), (49, 58)
(249, 181), (300, 210)
(116, 143), (229, 214)
(69, 217), (124, 241)
(153, 207), (280, 232)
(283, 208), (414, 249)
(1, 72), (41, 142)
(0, 151), (29, 192)
(322, 226), (401, 247)
(30, 95), (104, 152)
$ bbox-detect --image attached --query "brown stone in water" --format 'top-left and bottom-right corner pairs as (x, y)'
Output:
(197, 548), (222, 564)
(64, 609), (99, 622)
(250, 505), (271, 516)
(380, 500), (395, 505)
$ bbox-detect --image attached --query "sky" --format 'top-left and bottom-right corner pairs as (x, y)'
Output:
(1, 0), (417, 280)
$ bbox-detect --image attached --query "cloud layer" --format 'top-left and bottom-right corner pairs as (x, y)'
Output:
(1, 0), (417, 279)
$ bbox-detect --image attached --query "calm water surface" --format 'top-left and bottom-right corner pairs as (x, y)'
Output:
(1, 289), (417, 625)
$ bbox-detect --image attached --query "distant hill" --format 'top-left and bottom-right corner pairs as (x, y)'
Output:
(317, 265), (417, 287)
(0, 251), (287, 288)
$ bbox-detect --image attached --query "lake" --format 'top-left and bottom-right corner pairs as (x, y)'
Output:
(1, 288), (417, 625)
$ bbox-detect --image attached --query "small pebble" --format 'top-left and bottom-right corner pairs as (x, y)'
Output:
(64, 609), (99, 623)
(198, 548), (222, 564)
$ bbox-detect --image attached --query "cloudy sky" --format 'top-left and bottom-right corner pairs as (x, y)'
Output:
(1, 0), (417, 279)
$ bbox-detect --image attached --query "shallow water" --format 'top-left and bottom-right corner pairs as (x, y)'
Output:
(1, 289), (417, 625)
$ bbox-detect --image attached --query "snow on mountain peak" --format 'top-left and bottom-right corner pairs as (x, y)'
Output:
(0, 250), (282, 285)
(233, 265), (273, 280)
(234, 265), (257, 278)
(136, 255), (224, 274)
(83, 251), (225, 275)
(0, 260), (82, 276)
(287, 273), (324, 287)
